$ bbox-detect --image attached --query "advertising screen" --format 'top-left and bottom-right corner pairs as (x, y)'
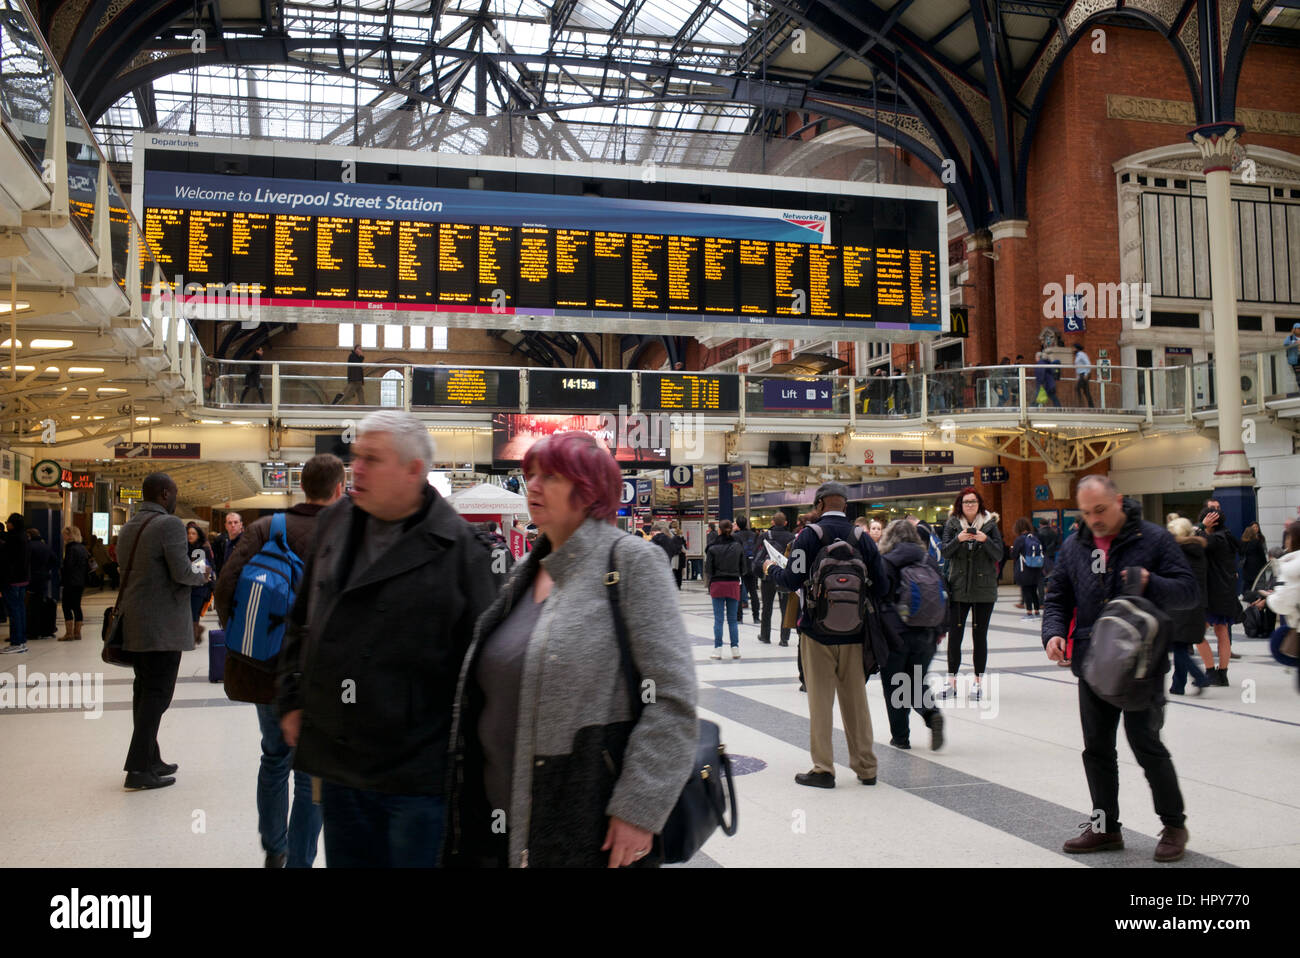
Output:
(491, 414), (669, 469)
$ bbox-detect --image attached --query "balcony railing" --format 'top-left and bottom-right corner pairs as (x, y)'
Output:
(199, 353), (1300, 422)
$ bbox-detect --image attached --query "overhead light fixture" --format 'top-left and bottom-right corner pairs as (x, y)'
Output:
(98, 387), (126, 393)
(1031, 422), (1058, 428)
(68, 366), (105, 373)
(0, 303), (30, 315)
(30, 339), (74, 349)
(0, 339), (21, 348)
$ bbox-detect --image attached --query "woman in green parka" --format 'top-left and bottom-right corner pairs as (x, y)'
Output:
(938, 486), (1004, 700)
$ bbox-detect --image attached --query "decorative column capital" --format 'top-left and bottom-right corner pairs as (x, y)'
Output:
(988, 219), (1028, 242)
(964, 230), (992, 254)
(1187, 122), (1246, 174)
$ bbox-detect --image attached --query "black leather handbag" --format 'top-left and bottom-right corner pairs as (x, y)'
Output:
(604, 539), (738, 864)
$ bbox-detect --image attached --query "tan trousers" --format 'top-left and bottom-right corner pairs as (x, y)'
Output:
(802, 636), (877, 779)
(341, 381), (365, 405)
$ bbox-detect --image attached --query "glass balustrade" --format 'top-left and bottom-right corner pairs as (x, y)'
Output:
(191, 358), (1300, 422)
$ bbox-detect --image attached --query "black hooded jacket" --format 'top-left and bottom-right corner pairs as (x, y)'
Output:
(1041, 497), (1197, 679)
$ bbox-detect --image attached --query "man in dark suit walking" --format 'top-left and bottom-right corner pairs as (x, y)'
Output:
(117, 472), (211, 790)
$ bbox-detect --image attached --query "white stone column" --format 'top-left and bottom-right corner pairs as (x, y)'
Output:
(1188, 123), (1253, 490)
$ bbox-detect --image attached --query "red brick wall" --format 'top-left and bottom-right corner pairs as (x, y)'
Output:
(994, 23), (1300, 523)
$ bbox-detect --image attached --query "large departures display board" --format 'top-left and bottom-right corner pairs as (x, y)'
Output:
(135, 135), (948, 338)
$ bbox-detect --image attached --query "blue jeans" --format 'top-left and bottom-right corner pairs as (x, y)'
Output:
(1170, 645), (1208, 694)
(255, 703), (322, 867)
(319, 781), (446, 867)
(712, 597), (739, 647)
(3, 585), (26, 646)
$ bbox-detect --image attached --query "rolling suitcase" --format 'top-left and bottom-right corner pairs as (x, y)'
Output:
(208, 629), (226, 683)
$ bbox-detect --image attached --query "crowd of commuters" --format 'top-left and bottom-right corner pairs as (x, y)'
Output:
(9, 403), (1296, 869)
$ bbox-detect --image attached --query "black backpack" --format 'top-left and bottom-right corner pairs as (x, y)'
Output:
(1080, 570), (1172, 710)
(805, 524), (873, 638)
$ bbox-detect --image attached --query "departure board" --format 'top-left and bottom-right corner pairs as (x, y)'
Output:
(397, 221), (435, 303)
(316, 217), (356, 299)
(909, 249), (938, 322)
(477, 225), (515, 306)
(842, 245), (873, 319)
(140, 143), (948, 333)
(229, 212), (271, 294)
(186, 209), (229, 287)
(630, 234), (665, 312)
(517, 227), (553, 309)
(774, 242), (808, 316)
(554, 229), (592, 308)
(272, 214), (313, 297)
(666, 235), (700, 313)
(438, 223), (475, 304)
(702, 237), (737, 314)
(874, 245), (907, 316)
(808, 244), (841, 318)
(529, 369), (632, 410)
(640, 373), (739, 412)
(411, 366), (521, 407)
(593, 231), (628, 310)
(143, 207), (186, 275)
(738, 240), (772, 315)
(356, 219), (396, 301)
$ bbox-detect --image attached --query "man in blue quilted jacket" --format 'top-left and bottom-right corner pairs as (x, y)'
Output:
(1042, 475), (1197, 863)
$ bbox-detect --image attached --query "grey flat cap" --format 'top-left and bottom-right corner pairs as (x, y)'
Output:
(814, 481), (850, 504)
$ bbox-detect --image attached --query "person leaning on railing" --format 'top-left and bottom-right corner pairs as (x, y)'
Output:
(1285, 322), (1300, 395)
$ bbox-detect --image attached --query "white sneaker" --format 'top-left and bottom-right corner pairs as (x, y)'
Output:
(731, 646), (742, 659)
(971, 682), (983, 701)
(710, 649), (723, 659)
(1020, 614), (1036, 622)
(935, 682), (957, 700)
(0, 644), (28, 654)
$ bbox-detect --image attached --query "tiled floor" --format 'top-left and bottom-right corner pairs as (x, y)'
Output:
(2, 583), (1295, 868)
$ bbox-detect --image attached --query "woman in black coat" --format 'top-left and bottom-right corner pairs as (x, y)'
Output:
(59, 527), (91, 640)
(1166, 517), (1212, 694)
(185, 522), (215, 645)
(1008, 517), (1043, 620)
(1240, 523), (1267, 595)
(1198, 507), (1240, 686)
(877, 519), (944, 751)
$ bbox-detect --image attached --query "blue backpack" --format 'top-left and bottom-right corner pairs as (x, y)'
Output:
(895, 556), (948, 628)
(1021, 534), (1045, 569)
(226, 513), (303, 661)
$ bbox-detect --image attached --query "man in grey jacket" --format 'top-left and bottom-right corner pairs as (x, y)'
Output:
(118, 472), (211, 790)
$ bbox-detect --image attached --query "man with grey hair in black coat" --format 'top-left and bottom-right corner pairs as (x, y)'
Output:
(278, 410), (496, 867)
(1043, 475), (1197, 863)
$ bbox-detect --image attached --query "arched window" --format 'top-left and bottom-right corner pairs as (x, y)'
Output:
(380, 369), (403, 407)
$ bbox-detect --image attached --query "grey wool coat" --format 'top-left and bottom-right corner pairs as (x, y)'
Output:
(116, 502), (210, 652)
(446, 517), (698, 868)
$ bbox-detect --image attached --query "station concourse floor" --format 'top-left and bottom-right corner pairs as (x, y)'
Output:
(2, 582), (1297, 869)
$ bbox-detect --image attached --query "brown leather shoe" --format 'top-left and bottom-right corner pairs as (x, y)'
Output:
(1063, 824), (1124, 854)
(1154, 826), (1188, 862)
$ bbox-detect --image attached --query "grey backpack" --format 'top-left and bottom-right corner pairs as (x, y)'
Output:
(1081, 572), (1172, 710)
